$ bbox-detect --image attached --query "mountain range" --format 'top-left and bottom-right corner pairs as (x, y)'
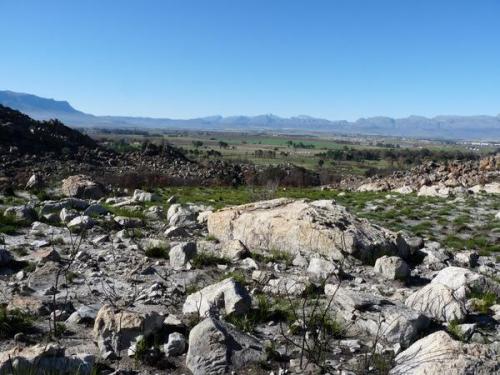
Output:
(1, 90), (499, 141)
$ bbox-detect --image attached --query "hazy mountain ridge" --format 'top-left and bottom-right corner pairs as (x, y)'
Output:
(1, 90), (499, 140)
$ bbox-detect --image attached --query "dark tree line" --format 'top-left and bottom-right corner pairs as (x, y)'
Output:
(317, 147), (480, 165)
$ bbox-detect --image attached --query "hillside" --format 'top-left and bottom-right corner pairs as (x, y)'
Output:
(0, 104), (98, 154)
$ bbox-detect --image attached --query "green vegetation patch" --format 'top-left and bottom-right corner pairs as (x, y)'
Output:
(0, 306), (34, 339)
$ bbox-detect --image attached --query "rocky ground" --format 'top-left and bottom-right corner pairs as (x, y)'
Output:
(0, 174), (499, 375)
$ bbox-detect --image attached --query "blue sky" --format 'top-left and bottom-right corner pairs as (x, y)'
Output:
(1, 0), (499, 120)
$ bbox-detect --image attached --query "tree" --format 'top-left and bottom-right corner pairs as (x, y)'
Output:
(192, 140), (203, 148)
(218, 141), (229, 149)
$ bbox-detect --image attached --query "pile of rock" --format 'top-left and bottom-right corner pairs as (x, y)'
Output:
(349, 156), (500, 197)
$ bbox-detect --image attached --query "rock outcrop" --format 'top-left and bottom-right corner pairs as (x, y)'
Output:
(61, 175), (105, 199)
(208, 198), (405, 263)
(93, 305), (164, 357)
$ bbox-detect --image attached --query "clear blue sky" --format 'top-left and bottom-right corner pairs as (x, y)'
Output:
(1, 0), (499, 120)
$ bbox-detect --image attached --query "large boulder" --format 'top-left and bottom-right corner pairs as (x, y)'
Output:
(431, 266), (500, 299)
(61, 175), (104, 199)
(93, 305), (164, 357)
(405, 283), (467, 322)
(183, 278), (251, 317)
(186, 317), (264, 375)
(0, 344), (95, 375)
(404, 267), (498, 322)
(207, 198), (403, 263)
(390, 331), (499, 374)
(327, 286), (429, 348)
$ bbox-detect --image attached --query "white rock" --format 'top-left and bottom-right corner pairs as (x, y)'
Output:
(292, 253), (309, 268)
(167, 204), (206, 227)
(405, 283), (466, 322)
(164, 332), (186, 357)
(25, 173), (42, 190)
(0, 343), (95, 375)
(60, 207), (78, 223)
(307, 257), (338, 283)
(113, 216), (143, 228)
(93, 305), (164, 356)
(331, 287), (429, 347)
(263, 276), (308, 296)
(186, 317), (263, 375)
(208, 198), (403, 264)
(431, 266), (498, 300)
(222, 239), (249, 260)
(374, 256), (410, 281)
(67, 215), (95, 231)
(392, 186), (414, 194)
(197, 210), (213, 224)
(183, 278), (251, 317)
(417, 185), (450, 198)
(132, 189), (161, 202)
(454, 251), (479, 267)
(390, 331), (498, 374)
(169, 242), (196, 270)
(240, 257), (259, 270)
(61, 175), (104, 199)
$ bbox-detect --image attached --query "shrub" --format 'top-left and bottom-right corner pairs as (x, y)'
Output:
(191, 252), (229, 268)
(145, 246), (169, 259)
(447, 320), (464, 341)
(470, 291), (497, 314)
(0, 306), (33, 338)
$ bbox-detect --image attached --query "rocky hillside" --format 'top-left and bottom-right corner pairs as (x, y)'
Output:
(0, 176), (498, 374)
(340, 154), (500, 197)
(0, 104), (98, 154)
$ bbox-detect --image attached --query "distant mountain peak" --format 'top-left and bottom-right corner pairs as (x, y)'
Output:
(0, 90), (499, 141)
(0, 90), (81, 116)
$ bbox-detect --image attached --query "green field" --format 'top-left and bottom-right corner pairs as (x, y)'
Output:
(89, 129), (492, 178)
